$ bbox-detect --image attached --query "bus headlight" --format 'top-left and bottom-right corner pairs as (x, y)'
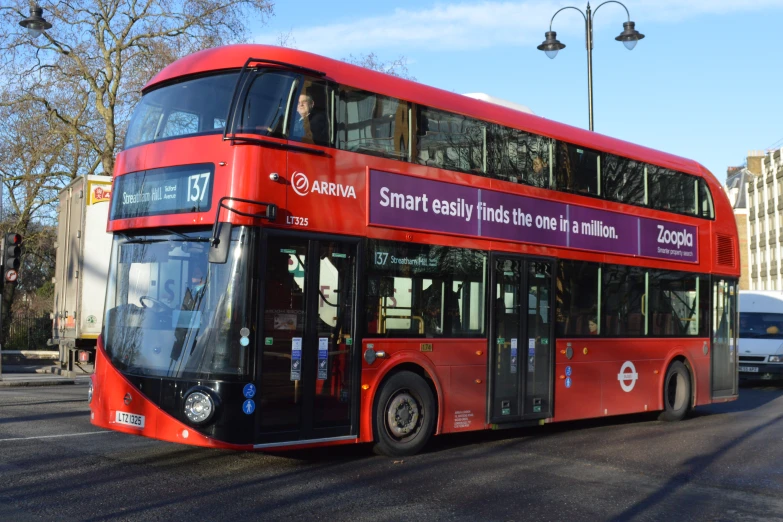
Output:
(88, 381), (94, 404)
(184, 389), (216, 424)
(769, 355), (783, 363)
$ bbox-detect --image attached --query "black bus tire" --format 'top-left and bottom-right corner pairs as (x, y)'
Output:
(658, 361), (692, 422)
(373, 371), (436, 457)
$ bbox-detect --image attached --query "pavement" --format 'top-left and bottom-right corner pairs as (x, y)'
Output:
(0, 362), (93, 387)
(0, 372), (90, 386)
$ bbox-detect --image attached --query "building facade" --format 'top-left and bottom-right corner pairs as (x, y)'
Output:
(744, 149), (783, 290)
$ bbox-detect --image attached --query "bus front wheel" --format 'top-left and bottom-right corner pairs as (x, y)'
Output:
(373, 371), (435, 457)
(658, 361), (692, 422)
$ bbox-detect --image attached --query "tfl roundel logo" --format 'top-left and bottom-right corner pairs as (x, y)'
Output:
(291, 172), (310, 196)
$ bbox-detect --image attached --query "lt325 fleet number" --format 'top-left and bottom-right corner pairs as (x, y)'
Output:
(286, 216), (309, 226)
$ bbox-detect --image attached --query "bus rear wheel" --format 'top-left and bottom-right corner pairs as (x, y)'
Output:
(373, 371), (435, 457)
(658, 361), (691, 422)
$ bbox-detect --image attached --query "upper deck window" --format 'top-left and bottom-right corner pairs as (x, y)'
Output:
(125, 72), (239, 149)
(648, 166), (698, 215)
(416, 107), (487, 175)
(601, 154), (645, 205)
(487, 127), (551, 188)
(554, 142), (601, 196)
(336, 87), (408, 160)
(236, 70), (298, 138)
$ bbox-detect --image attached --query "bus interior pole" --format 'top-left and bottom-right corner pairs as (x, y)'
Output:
(586, 3), (594, 132)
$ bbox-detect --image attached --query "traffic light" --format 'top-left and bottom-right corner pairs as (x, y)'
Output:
(3, 233), (22, 283)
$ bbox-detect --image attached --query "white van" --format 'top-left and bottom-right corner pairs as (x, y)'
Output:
(738, 291), (783, 379)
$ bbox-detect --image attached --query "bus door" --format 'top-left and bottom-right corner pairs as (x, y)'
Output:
(711, 279), (739, 399)
(256, 232), (359, 445)
(489, 254), (555, 423)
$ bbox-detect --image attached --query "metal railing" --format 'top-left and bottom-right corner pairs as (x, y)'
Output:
(2, 312), (50, 351)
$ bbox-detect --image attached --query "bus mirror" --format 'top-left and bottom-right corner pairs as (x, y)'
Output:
(209, 223), (232, 264)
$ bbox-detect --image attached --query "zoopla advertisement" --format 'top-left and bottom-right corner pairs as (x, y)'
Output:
(368, 169), (698, 263)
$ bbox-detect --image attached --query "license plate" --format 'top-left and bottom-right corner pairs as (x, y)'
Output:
(739, 366), (759, 373)
(115, 411), (145, 428)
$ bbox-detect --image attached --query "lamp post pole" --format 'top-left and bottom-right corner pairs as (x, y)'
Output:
(538, 1), (644, 132)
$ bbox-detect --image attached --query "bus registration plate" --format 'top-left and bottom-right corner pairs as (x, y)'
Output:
(115, 411), (145, 428)
(738, 366), (759, 373)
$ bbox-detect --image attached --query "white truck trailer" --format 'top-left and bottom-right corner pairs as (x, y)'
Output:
(49, 175), (113, 372)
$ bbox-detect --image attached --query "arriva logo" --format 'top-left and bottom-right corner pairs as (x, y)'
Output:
(291, 171), (356, 199)
(657, 225), (693, 249)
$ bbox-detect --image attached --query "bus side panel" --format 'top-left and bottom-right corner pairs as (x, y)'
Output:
(443, 365), (486, 434)
(360, 339), (487, 439)
(553, 340), (604, 422)
(553, 338), (710, 421)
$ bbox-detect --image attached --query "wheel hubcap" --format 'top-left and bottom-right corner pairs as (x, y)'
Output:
(386, 392), (420, 439)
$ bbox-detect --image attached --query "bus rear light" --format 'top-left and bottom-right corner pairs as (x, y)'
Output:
(361, 384), (370, 391)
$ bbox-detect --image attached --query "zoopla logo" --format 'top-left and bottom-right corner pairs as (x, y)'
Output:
(292, 172), (310, 196)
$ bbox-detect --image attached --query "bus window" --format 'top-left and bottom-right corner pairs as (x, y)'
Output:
(487, 127), (551, 188)
(647, 167), (697, 215)
(648, 271), (707, 336)
(125, 72), (239, 149)
(554, 142), (600, 196)
(601, 265), (645, 336)
(416, 107), (487, 176)
(291, 78), (332, 147)
(336, 88), (408, 160)
(556, 260), (599, 336)
(698, 179), (715, 219)
(601, 154), (645, 205)
(237, 70), (298, 137)
(365, 240), (487, 338)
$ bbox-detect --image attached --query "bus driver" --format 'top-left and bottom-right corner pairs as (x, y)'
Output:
(291, 92), (327, 145)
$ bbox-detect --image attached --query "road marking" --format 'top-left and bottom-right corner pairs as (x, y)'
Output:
(0, 431), (113, 442)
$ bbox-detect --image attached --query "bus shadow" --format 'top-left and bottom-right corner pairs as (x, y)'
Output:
(609, 410), (783, 521)
(260, 385), (783, 461)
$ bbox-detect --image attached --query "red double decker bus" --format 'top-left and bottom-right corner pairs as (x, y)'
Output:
(89, 45), (739, 456)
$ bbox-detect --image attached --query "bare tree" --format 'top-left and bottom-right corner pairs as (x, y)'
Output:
(343, 52), (416, 80)
(0, 0), (276, 333)
(0, 94), (79, 337)
(275, 29), (296, 48)
(1, 0), (275, 178)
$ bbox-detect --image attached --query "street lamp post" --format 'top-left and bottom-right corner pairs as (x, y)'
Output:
(0, 4), (52, 381)
(537, 1), (644, 131)
(19, 4), (52, 39)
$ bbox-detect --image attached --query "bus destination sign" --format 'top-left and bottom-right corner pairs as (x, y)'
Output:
(368, 169), (698, 263)
(111, 164), (214, 220)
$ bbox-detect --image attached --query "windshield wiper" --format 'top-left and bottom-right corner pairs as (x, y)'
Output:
(159, 228), (210, 242)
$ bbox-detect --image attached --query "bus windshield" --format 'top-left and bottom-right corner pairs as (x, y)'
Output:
(125, 68), (304, 149)
(739, 312), (783, 339)
(102, 227), (253, 380)
(124, 72), (239, 149)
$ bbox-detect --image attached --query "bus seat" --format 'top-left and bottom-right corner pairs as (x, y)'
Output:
(627, 313), (643, 334)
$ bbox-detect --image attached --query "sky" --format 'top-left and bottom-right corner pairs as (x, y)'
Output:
(253, 0), (783, 185)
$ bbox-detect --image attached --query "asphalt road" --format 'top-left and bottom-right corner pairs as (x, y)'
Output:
(1, 382), (782, 521)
